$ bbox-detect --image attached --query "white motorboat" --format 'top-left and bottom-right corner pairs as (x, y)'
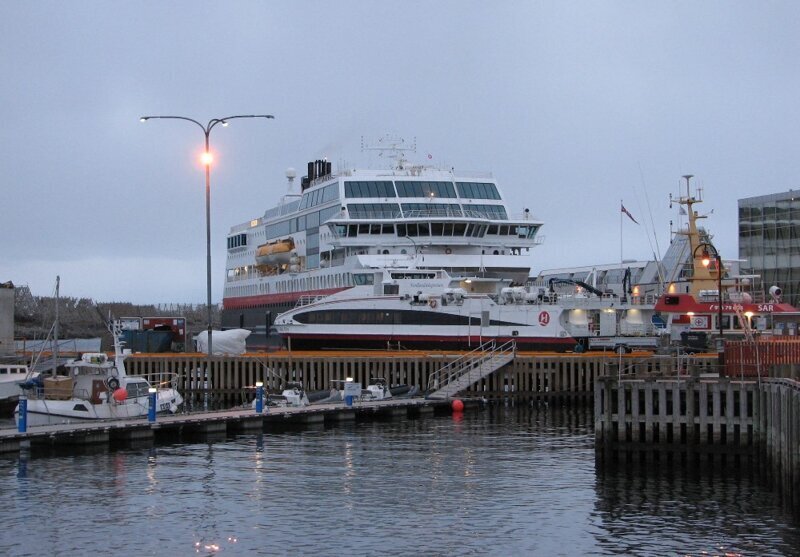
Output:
(14, 322), (183, 427)
(0, 364), (35, 414)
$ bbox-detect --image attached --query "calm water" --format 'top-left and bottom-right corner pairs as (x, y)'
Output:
(1, 406), (798, 556)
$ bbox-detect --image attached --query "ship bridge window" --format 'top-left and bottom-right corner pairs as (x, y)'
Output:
(456, 182), (501, 200)
(463, 204), (508, 220)
(396, 181), (456, 198)
(347, 203), (401, 219)
(345, 181), (395, 198)
(401, 203), (462, 217)
(353, 273), (375, 285)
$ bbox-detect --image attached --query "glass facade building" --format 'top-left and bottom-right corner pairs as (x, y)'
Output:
(738, 191), (800, 306)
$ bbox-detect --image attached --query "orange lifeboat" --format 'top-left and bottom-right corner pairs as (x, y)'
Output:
(255, 238), (295, 266)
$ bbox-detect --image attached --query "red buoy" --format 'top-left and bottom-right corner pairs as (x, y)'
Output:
(112, 388), (128, 402)
(452, 399), (464, 412)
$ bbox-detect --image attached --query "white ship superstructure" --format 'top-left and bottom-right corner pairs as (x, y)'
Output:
(222, 145), (545, 349)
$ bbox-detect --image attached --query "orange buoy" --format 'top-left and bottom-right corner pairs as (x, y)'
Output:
(112, 388), (128, 402)
(452, 399), (464, 412)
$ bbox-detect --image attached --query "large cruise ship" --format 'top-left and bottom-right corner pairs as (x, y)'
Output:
(222, 140), (667, 351)
(221, 141), (558, 349)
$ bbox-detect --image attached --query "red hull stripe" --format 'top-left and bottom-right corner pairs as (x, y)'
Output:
(280, 333), (576, 344)
(655, 294), (797, 314)
(223, 287), (349, 309)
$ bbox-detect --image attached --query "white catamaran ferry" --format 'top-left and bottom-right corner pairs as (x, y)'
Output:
(222, 139), (662, 351)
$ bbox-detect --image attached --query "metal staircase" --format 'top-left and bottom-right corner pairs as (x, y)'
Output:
(426, 340), (516, 399)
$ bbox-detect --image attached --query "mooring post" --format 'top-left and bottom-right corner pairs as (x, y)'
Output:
(148, 387), (157, 423)
(255, 381), (264, 414)
(17, 394), (27, 433)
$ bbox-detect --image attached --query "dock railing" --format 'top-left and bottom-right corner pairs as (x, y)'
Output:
(426, 339), (516, 399)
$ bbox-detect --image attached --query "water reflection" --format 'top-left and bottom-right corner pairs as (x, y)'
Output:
(0, 405), (798, 556)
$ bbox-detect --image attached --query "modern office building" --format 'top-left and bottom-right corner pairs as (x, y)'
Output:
(738, 190), (800, 307)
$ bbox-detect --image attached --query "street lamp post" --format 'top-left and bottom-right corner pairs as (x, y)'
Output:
(140, 114), (274, 360)
(694, 242), (724, 351)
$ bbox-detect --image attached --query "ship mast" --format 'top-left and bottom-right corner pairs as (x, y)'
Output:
(673, 175), (723, 296)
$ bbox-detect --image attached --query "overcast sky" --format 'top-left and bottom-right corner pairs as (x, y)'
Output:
(1, 2), (798, 304)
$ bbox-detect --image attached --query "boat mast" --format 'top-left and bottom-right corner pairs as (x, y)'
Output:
(675, 175), (721, 296)
(53, 275), (59, 376)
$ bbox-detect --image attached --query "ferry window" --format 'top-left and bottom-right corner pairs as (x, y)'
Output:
(358, 224), (370, 234)
(443, 223), (454, 236)
(307, 212), (320, 228)
(384, 284), (400, 295)
(396, 224), (407, 236)
(418, 223), (430, 236)
(465, 224), (474, 236)
(345, 181), (395, 198)
(456, 182), (501, 200)
(396, 181), (457, 198)
(468, 204), (508, 220)
(431, 222), (444, 236)
(371, 224), (382, 234)
(348, 225), (358, 237)
(499, 225), (508, 235)
(322, 183), (340, 202)
(265, 220), (291, 239)
(296, 216), (306, 230)
(382, 224), (394, 234)
(453, 223), (467, 236)
(353, 273), (375, 285)
(347, 203), (400, 218)
(406, 223), (418, 236)
(487, 225), (498, 235)
(319, 205), (340, 223)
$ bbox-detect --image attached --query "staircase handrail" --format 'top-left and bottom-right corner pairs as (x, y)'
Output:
(427, 339), (516, 394)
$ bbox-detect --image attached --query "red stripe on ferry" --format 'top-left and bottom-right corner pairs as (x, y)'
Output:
(223, 287), (349, 309)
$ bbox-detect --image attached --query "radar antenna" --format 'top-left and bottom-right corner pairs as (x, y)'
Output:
(361, 134), (416, 170)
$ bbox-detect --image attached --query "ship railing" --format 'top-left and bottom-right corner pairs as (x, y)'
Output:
(295, 295), (327, 308)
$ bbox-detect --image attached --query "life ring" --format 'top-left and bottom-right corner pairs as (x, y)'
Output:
(429, 298), (438, 309)
(445, 248), (452, 255)
(107, 377), (120, 391)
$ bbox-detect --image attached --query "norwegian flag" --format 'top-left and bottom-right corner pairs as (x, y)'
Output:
(621, 203), (639, 224)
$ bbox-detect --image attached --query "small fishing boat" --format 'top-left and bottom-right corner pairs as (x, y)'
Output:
(14, 322), (183, 427)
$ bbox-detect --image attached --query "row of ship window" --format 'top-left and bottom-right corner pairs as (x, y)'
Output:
(336, 222), (537, 239)
(344, 181), (501, 200)
(297, 180), (503, 213)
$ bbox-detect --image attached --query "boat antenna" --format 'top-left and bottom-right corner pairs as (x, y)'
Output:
(361, 134), (416, 170)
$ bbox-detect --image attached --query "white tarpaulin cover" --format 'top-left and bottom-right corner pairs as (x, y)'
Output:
(194, 329), (251, 355)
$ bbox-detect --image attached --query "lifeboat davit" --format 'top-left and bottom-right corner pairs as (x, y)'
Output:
(255, 238), (295, 266)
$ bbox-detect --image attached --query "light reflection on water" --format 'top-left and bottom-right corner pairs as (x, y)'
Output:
(1, 405), (798, 556)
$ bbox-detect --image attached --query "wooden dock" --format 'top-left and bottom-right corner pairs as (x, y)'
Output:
(124, 349), (719, 407)
(0, 397), (459, 455)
